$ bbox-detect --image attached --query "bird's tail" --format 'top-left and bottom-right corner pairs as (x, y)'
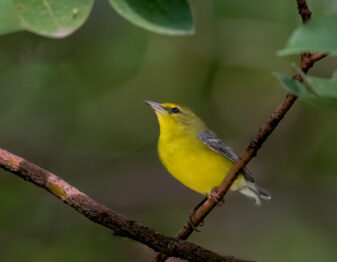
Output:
(238, 182), (271, 206)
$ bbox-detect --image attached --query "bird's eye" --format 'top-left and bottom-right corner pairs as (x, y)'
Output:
(171, 107), (180, 114)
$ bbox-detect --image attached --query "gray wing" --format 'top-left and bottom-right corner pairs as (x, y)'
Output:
(197, 130), (255, 183)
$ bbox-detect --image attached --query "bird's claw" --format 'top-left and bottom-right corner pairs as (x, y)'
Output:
(187, 196), (208, 232)
(188, 211), (201, 232)
(209, 187), (225, 206)
(217, 198), (225, 207)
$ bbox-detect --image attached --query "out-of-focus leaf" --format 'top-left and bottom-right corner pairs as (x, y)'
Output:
(108, 0), (194, 35)
(274, 72), (337, 108)
(278, 13), (337, 56)
(0, 0), (22, 35)
(11, 0), (94, 38)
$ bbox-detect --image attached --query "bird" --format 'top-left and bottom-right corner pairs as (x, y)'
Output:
(145, 100), (271, 205)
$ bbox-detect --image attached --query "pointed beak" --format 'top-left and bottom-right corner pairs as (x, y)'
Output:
(144, 100), (165, 113)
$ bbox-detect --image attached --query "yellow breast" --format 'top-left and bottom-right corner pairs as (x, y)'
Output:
(158, 131), (244, 195)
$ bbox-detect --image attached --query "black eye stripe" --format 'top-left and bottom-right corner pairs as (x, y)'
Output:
(171, 107), (180, 113)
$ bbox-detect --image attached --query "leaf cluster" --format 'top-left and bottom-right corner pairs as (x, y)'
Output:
(277, 13), (337, 108)
(0, 0), (193, 38)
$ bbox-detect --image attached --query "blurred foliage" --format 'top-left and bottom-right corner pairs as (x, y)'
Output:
(0, 0), (21, 35)
(0, 0), (193, 37)
(0, 0), (337, 262)
(277, 11), (337, 109)
(0, 0), (94, 37)
(107, 0), (194, 35)
(279, 13), (337, 56)
(276, 71), (337, 108)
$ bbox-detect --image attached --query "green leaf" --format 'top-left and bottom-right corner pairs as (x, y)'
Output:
(11, 0), (94, 38)
(108, 0), (194, 35)
(0, 0), (22, 35)
(274, 72), (337, 108)
(279, 13), (337, 56)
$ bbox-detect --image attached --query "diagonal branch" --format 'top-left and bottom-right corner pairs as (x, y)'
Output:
(154, 1), (327, 261)
(0, 148), (253, 262)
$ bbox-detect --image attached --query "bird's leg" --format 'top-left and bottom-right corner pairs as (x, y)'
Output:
(217, 198), (225, 207)
(188, 213), (200, 232)
(209, 187), (225, 207)
(187, 196), (207, 232)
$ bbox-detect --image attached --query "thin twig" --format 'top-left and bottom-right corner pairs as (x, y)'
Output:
(0, 148), (253, 262)
(153, 1), (326, 261)
(296, 0), (312, 23)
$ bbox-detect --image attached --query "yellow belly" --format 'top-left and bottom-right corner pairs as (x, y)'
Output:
(158, 134), (246, 195)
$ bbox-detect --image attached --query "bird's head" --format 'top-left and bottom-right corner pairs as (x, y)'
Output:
(145, 100), (206, 134)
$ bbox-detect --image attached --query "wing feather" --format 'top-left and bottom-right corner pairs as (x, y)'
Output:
(197, 130), (255, 183)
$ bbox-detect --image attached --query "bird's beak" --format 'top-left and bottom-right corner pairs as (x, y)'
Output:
(145, 100), (165, 113)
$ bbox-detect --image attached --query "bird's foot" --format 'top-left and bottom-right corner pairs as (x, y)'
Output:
(188, 211), (201, 232)
(217, 198), (225, 207)
(209, 187), (225, 206)
(187, 196), (208, 232)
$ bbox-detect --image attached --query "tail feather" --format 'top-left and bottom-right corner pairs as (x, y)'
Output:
(238, 182), (271, 206)
(255, 185), (271, 200)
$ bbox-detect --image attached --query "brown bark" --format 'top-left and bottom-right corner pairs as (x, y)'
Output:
(0, 148), (252, 262)
(296, 0), (312, 23)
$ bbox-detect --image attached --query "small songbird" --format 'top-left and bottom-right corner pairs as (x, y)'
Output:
(146, 101), (271, 205)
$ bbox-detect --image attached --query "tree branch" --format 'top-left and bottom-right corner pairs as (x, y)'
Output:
(0, 148), (253, 262)
(296, 0), (312, 23)
(154, 1), (326, 261)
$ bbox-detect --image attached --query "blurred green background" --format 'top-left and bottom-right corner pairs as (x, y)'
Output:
(1, 0), (337, 261)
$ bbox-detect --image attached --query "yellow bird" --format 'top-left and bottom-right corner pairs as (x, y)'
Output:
(146, 101), (270, 205)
